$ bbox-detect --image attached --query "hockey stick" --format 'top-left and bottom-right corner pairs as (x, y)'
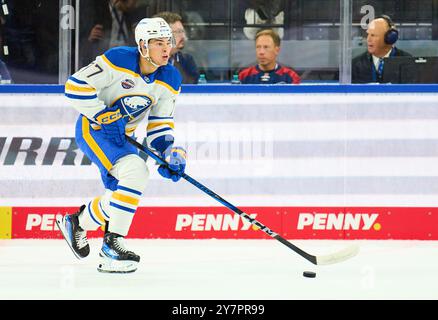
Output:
(127, 136), (359, 265)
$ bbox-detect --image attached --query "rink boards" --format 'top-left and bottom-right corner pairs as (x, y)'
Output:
(1, 88), (438, 240)
(1, 206), (438, 240)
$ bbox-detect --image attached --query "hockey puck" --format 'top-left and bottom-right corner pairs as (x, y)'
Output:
(303, 271), (316, 278)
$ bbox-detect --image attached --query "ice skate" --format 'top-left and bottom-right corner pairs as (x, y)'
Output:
(55, 205), (90, 259)
(97, 232), (140, 273)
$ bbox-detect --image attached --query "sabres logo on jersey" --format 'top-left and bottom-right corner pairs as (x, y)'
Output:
(115, 95), (153, 118)
(121, 79), (135, 89)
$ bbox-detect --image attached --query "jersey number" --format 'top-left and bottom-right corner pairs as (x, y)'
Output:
(84, 63), (103, 78)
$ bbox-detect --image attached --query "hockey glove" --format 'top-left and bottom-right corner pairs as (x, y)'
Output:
(94, 108), (127, 146)
(158, 146), (186, 182)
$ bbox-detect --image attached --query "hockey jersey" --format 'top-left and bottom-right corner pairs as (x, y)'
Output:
(65, 46), (182, 153)
(238, 64), (301, 84)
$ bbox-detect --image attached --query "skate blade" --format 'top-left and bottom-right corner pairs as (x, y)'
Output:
(97, 254), (138, 274)
(55, 216), (84, 260)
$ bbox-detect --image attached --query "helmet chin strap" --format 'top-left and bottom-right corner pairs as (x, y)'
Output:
(138, 45), (160, 68)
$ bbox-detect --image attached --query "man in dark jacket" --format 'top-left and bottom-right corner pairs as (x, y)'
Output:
(352, 15), (411, 83)
(80, 0), (138, 68)
(153, 11), (199, 84)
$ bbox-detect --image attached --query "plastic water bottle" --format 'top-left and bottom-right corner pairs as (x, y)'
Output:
(0, 75), (9, 84)
(231, 74), (241, 84)
(197, 73), (207, 84)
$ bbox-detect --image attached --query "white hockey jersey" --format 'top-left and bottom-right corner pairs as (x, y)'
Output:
(64, 46), (182, 152)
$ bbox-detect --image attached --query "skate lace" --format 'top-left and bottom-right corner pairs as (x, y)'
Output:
(75, 229), (88, 249)
(114, 237), (129, 253)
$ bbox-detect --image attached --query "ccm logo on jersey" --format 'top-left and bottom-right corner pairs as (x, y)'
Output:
(175, 213), (258, 231)
(297, 213), (380, 231)
(26, 214), (62, 231)
(95, 109), (122, 124)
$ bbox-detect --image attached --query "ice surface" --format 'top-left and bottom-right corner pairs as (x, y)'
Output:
(1, 239), (437, 300)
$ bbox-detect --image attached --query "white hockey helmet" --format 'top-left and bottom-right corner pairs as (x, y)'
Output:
(135, 17), (174, 48)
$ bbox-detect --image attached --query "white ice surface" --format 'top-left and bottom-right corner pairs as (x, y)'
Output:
(1, 239), (438, 300)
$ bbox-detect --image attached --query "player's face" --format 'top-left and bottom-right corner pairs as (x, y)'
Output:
(367, 19), (390, 57)
(148, 38), (173, 65)
(255, 35), (280, 68)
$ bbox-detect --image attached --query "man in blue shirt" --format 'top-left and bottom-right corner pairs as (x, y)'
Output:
(153, 11), (200, 84)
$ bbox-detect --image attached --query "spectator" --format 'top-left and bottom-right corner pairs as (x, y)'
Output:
(238, 29), (300, 84)
(80, 0), (138, 68)
(0, 0), (58, 83)
(352, 15), (412, 83)
(152, 11), (199, 84)
(0, 17), (11, 83)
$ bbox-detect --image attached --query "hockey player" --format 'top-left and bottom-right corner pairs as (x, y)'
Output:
(56, 17), (186, 273)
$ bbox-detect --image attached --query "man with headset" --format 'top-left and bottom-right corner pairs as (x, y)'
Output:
(352, 15), (412, 83)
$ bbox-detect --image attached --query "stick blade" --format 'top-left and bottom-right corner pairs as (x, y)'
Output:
(315, 244), (360, 265)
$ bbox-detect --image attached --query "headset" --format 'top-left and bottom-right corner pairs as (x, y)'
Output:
(379, 15), (399, 45)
